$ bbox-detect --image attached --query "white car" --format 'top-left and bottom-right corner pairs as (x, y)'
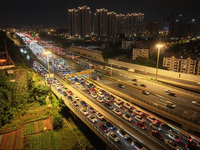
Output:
(80, 108), (88, 116)
(192, 101), (200, 106)
(117, 129), (129, 139)
(134, 109), (143, 115)
(91, 93), (97, 98)
(150, 122), (160, 130)
(147, 116), (158, 123)
(122, 114), (132, 121)
(97, 97), (104, 103)
(113, 108), (121, 115)
(108, 132), (120, 142)
(135, 115), (144, 122)
(73, 95), (79, 100)
(114, 102), (122, 108)
(123, 103), (132, 109)
(96, 112), (104, 120)
(88, 115), (97, 123)
(115, 99), (123, 104)
(131, 140), (146, 150)
(165, 140), (181, 150)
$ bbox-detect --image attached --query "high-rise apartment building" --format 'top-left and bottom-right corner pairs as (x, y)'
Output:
(116, 14), (125, 35)
(180, 57), (196, 74)
(163, 56), (180, 72)
(94, 8), (108, 36)
(68, 6), (92, 37)
(107, 11), (117, 36)
(197, 61), (200, 75)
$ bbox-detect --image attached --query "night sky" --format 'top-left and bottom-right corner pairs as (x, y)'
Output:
(0, 0), (199, 28)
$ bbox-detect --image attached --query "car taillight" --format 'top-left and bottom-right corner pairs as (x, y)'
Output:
(190, 139), (192, 142)
(177, 138), (180, 142)
(185, 144), (188, 147)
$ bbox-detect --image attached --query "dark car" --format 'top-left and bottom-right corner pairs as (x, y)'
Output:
(104, 121), (115, 130)
(98, 123), (109, 133)
(126, 109), (135, 116)
(168, 93), (177, 97)
(118, 84), (125, 88)
(141, 84), (147, 87)
(63, 91), (67, 96)
(104, 103), (113, 109)
(68, 96), (73, 101)
(150, 130), (163, 140)
(132, 79), (138, 82)
(80, 101), (87, 106)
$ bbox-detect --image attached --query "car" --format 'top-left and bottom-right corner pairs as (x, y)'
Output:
(113, 108), (121, 115)
(134, 109), (143, 115)
(91, 93), (97, 98)
(72, 101), (79, 106)
(125, 109), (135, 116)
(133, 83), (139, 86)
(150, 122), (160, 130)
(58, 88), (62, 93)
(98, 123), (109, 133)
(80, 86), (86, 91)
(192, 101), (200, 106)
(114, 102), (122, 108)
(166, 130), (180, 142)
(141, 90), (150, 95)
(85, 89), (91, 94)
(108, 132), (120, 142)
(104, 96), (111, 102)
(131, 140), (146, 150)
(96, 112), (105, 120)
(80, 108), (88, 116)
(73, 95), (79, 100)
(166, 102), (176, 108)
(62, 91), (67, 96)
(169, 93), (177, 97)
(118, 84), (125, 88)
(91, 88), (96, 93)
(115, 99), (123, 104)
(147, 116), (158, 123)
(99, 76), (103, 80)
(150, 130), (163, 140)
(141, 84), (147, 87)
(68, 96), (73, 101)
(88, 115), (97, 123)
(96, 97), (104, 103)
(123, 102), (132, 109)
(117, 129), (129, 139)
(165, 89), (172, 93)
(80, 101), (87, 106)
(67, 90), (73, 95)
(93, 76), (98, 80)
(136, 122), (146, 130)
(132, 79), (138, 82)
(97, 92), (104, 98)
(135, 115), (144, 122)
(122, 114), (132, 121)
(88, 106), (95, 113)
(104, 103), (113, 109)
(104, 121), (115, 130)
(185, 143), (199, 150)
(165, 140), (181, 150)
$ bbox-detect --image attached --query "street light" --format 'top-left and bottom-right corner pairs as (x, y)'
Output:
(156, 44), (163, 82)
(44, 51), (52, 94)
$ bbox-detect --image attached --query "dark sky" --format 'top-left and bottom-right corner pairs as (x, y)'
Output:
(0, 0), (199, 28)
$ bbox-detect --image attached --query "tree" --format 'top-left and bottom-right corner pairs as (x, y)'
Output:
(53, 115), (63, 130)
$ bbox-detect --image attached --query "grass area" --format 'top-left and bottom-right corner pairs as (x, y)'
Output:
(38, 121), (43, 132)
(24, 123), (36, 136)
(24, 131), (60, 150)
(17, 130), (22, 150)
(8, 132), (14, 150)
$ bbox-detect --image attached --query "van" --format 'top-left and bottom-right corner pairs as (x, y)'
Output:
(166, 102), (176, 108)
(166, 130), (180, 142)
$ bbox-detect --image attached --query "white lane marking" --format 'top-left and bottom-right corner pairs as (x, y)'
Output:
(124, 142), (130, 146)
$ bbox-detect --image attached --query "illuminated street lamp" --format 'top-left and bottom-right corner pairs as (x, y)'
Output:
(44, 51), (52, 94)
(156, 44), (163, 81)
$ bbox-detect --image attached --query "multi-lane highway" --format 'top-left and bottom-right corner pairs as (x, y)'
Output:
(17, 32), (200, 150)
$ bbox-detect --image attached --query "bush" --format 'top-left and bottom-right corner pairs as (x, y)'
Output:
(53, 115), (63, 130)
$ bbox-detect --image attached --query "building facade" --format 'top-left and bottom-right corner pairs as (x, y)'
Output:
(163, 56), (180, 72)
(179, 57), (196, 74)
(122, 40), (134, 49)
(132, 48), (149, 60)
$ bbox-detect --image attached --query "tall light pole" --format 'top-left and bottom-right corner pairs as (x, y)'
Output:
(44, 51), (51, 95)
(156, 44), (163, 82)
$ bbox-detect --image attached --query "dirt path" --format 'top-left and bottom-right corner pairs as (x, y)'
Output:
(12, 130), (19, 150)
(0, 132), (11, 150)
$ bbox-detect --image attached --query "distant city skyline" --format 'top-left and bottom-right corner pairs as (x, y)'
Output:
(0, 0), (199, 28)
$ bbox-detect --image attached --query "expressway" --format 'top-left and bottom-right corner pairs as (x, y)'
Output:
(17, 33), (200, 150)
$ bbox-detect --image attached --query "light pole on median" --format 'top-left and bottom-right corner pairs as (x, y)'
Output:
(156, 44), (163, 82)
